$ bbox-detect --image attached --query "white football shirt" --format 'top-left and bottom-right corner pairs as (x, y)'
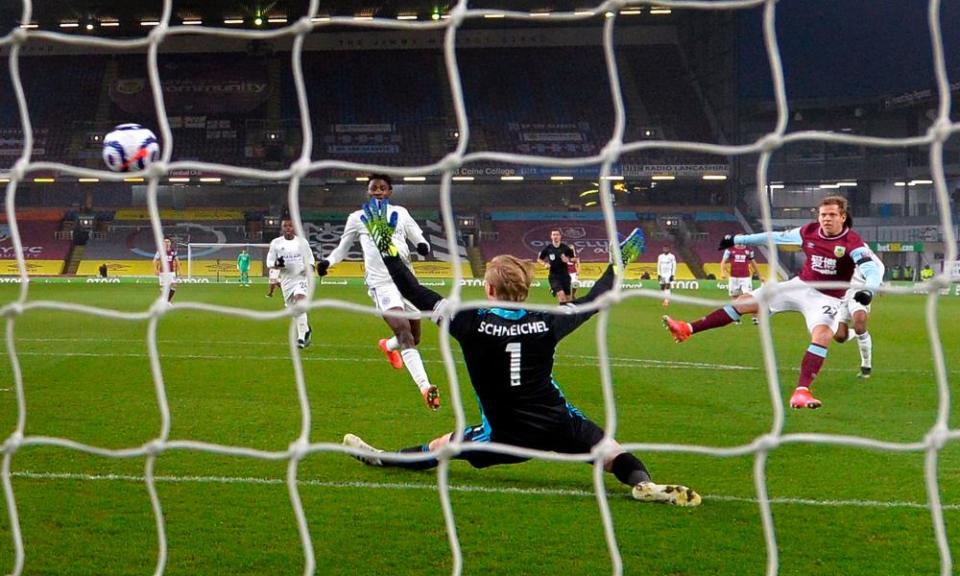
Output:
(323, 203), (428, 288)
(267, 235), (315, 280)
(657, 252), (677, 277)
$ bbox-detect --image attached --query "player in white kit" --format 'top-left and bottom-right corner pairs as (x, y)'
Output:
(267, 218), (315, 349)
(657, 245), (677, 307)
(316, 174), (440, 410)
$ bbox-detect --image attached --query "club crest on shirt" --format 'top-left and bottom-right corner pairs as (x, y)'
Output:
(834, 246), (846, 258)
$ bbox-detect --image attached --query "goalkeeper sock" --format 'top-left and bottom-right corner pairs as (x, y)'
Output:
(798, 343), (828, 389)
(691, 304), (740, 333)
(296, 313), (309, 341)
(857, 331), (872, 368)
(389, 445), (439, 470)
(385, 336), (400, 352)
(611, 452), (651, 486)
(400, 348), (432, 392)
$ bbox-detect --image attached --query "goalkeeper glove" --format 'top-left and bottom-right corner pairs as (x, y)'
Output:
(274, 255), (285, 269)
(618, 227), (646, 264)
(316, 260), (330, 277)
(360, 198), (400, 256)
(718, 235), (735, 251)
(416, 242), (430, 256)
(853, 290), (873, 306)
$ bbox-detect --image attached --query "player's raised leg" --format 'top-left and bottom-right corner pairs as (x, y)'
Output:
(376, 289), (439, 410)
(663, 298), (757, 343)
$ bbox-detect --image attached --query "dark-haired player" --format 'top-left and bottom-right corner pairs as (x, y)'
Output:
(663, 196), (881, 410)
(153, 238), (180, 303)
(316, 174), (439, 410)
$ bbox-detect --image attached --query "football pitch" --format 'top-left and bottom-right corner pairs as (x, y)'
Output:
(0, 281), (957, 575)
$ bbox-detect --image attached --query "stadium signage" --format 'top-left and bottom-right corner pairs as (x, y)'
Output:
(621, 164), (728, 177)
(869, 242), (924, 253)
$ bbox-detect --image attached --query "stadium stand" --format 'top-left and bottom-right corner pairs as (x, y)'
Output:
(0, 209), (73, 275)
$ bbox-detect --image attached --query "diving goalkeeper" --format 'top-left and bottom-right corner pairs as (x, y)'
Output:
(343, 199), (700, 506)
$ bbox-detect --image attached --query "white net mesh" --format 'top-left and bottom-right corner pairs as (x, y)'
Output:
(1, 1), (958, 575)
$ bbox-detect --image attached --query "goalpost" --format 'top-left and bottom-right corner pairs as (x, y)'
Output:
(0, 0), (957, 575)
(183, 242), (272, 283)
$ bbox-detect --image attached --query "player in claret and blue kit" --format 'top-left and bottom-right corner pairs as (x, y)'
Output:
(344, 199), (700, 506)
(662, 196), (882, 410)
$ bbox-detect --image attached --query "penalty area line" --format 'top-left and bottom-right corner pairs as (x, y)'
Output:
(9, 471), (957, 511)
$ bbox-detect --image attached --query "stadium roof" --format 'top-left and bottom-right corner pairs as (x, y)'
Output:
(2, 1), (662, 27)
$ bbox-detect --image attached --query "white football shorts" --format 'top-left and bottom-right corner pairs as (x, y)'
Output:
(158, 272), (177, 289)
(569, 272), (580, 289)
(368, 283), (419, 314)
(727, 276), (753, 297)
(838, 287), (871, 324)
(751, 276), (842, 334)
(280, 275), (308, 305)
(268, 268), (281, 284)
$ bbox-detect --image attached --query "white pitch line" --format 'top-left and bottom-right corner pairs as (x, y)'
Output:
(7, 350), (755, 371)
(9, 470), (958, 511)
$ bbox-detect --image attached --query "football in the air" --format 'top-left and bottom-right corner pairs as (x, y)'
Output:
(102, 124), (160, 172)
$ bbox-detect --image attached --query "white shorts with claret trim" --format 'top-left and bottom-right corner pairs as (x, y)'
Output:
(751, 277), (841, 334)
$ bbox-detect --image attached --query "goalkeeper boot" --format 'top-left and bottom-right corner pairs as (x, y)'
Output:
(632, 482), (702, 507)
(422, 385), (441, 411)
(662, 315), (692, 343)
(304, 328), (312, 348)
(378, 338), (403, 370)
(857, 366), (871, 379)
(789, 386), (822, 409)
(342, 434), (384, 467)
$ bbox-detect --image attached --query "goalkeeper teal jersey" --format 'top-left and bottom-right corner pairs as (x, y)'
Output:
(237, 252), (250, 271)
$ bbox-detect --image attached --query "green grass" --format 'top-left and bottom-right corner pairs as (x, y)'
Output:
(0, 282), (958, 575)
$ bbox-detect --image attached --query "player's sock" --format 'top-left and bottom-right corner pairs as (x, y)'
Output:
(389, 445), (439, 470)
(296, 313), (309, 341)
(611, 452), (651, 486)
(691, 304), (740, 333)
(663, 289), (671, 299)
(400, 348), (432, 392)
(857, 331), (872, 369)
(845, 330), (856, 343)
(385, 336), (400, 352)
(798, 343), (828, 388)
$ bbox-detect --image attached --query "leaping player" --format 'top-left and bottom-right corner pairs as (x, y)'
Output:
(663, 196), (882, 410)
(345, 202), (700, 506)
(153, 237), (180, 303)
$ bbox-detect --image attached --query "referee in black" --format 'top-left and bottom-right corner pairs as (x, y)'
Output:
(538, 229), (576, 303)
(343, 200), (700, 507)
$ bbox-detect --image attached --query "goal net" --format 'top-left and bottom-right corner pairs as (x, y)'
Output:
(183, 242), (271, 283)
(0, 0), (957, 575)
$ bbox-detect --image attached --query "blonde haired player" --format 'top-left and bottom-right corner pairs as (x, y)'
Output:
(266, 218), (314, 349)
(153, 238), (180, 303)
(345, 201), (699, 506)
(343, 203), (701, 506)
